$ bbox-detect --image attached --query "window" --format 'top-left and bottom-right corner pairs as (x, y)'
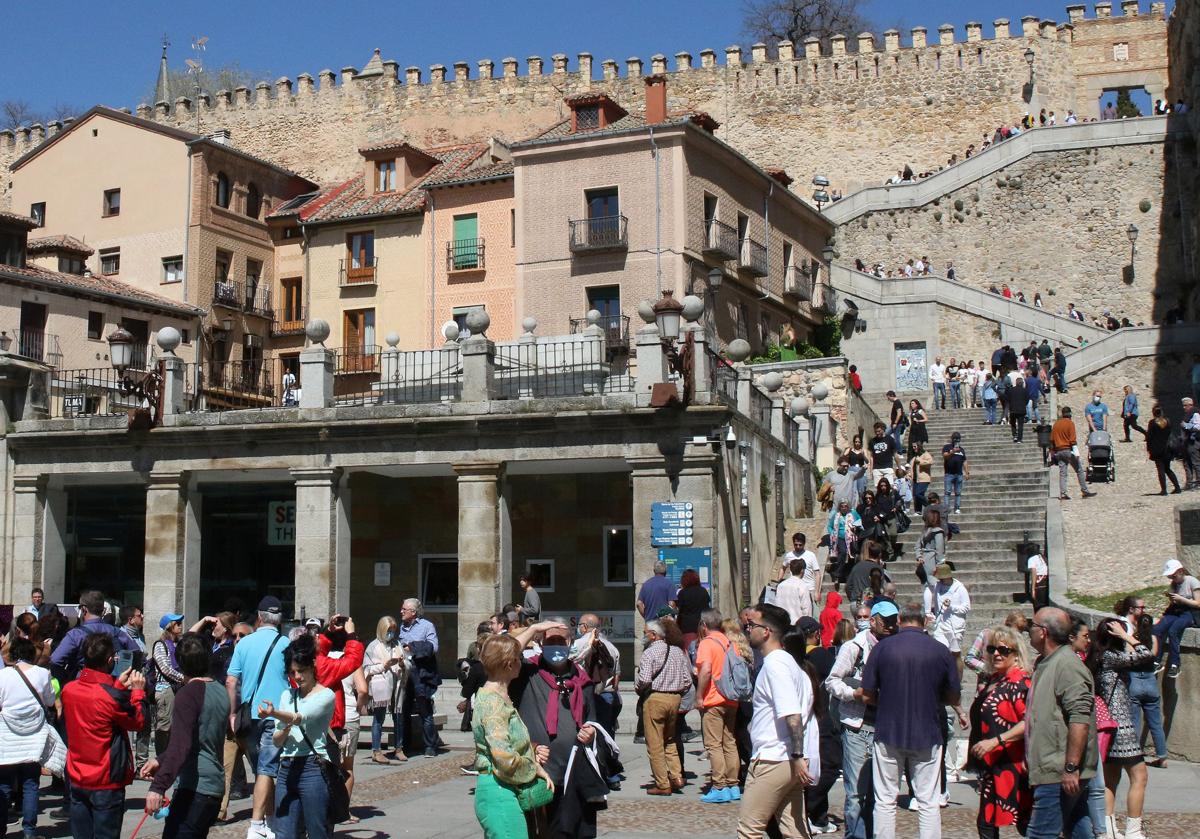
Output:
(0, 231), (22, 268)
(451, 213), (479, 270)
(375, 159), (396, 192)
(419, 555), (459, 609)
(215, 172), (231, 208)
(346, 231), (375, 271)
(510, 208), (516, 247)
(736, 302), (749, 340)
(181, 328), (191, 344)
(280, 277), (303, 324)
(29, 202), (45, 228)
(737, 212), (749, 243)
(575, 105), (600, 131)
(99, 247), (120, 275)
(245, 259), (263, 310)
(245, 183), (262, 219)
(343, 308), (376, 352)
(58, 256), (85, 274)
(87, 311), (104, 340)
(586, 286), (621, 340)
(102, 188), (120, 217)
(783, 242), (793, 275)
(603, 526), (632, 586)
(586, 187), (619, 220)
(215, 250), (231, 283)
(162, 256), (184, 283)
(524, 559), (556, 593)
(281, 353), (300, 386)
(703, 193), (718, 224)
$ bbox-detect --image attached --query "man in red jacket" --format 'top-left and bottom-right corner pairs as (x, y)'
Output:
(62, 631), (147, 839)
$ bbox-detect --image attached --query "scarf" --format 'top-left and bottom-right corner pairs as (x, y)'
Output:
(535, 661), (590, 737)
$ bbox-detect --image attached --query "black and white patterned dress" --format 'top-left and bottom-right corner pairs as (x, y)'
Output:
(1099, 643), (1152, 762)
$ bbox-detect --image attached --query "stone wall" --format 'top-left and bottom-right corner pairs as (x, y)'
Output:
(748, 357), (874, 450)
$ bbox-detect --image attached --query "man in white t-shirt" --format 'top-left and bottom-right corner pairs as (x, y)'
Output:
(1026, 553), (1049, 608)
(776, 559), (815, 625)
(928, 357), (946, 410)
(781, 532), (821, 602)
(736, 603), (817, 838)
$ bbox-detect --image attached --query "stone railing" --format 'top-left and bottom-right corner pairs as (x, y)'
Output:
(1062, 323), (1200, 381)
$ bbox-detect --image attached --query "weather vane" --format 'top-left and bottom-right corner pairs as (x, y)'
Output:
(187, 35), (208, 133)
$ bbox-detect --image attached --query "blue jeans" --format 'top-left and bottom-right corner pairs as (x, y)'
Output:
(274, 755), (330, 839)
(950, 381), (962, 408)
(1153, 612), (1195, 667)
(1086, 771), (1105, 837)
(249, 718), (282, 777)
(933, 382), (946, 409)
(1128, 670), (1169, 759)
(943, 474), (963, 511)
(401, 689), (437, 753)
(371, 707), (403, 752)
(841, 724), (875, 839)
(0, 763), (39, 835)
(1028, 399), (1041, 423)
(984, 397), (998, 423)
(69, 787), (126, 839)
(1026, 782), (1094, 839)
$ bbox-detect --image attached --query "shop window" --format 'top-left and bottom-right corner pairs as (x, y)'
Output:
(525, 559), (556, 593)
(420, 555), (459, 609)
(603, 526), (632, 586)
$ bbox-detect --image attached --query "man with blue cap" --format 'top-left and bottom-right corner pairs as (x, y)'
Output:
(151, 612), (186, 757)
(824, 600), (898, 839)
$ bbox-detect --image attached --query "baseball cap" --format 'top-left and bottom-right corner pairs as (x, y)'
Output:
(257, 595), (282, 614)
(305, 617), (323, 628)
(870, 601), (898, 618)
(935, 563), (954, 580)
(796, 616), (822, 636)
(159, 613), (184, 630)
(1163, 559), (1184, 577)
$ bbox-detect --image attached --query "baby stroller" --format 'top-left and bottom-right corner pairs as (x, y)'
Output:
(1086, 430), (1115, 483)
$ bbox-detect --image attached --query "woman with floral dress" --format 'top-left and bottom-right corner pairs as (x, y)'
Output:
(967, 625), (1033, 839)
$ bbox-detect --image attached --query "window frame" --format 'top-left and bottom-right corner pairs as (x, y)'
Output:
(418, 553), (459, 612)
(29, 202), (45, 228)
(102, 188), (121, 218)
(214, 250), (232, 284)
(99, 247), (120, 275)
(345, 231), (375, 275)
(215, 172), (231, 209)
(86, 311), (105, 341)
(524, 558), (556, 594)
(375, 159), (397, 193)
(602, 525), (633, 587)
(161, 255), (184, 284)
(245, 183), (262, 219)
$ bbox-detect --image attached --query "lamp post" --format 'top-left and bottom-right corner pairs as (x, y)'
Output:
(812, 175), (830, 211)
(1126, 223), (1139, 259)
(107, 327), (164, 429)
(1024, 47), (1035, 83)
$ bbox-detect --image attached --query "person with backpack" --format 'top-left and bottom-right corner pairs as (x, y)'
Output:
(695, 609), (749, 803)
(49, 590), (137, 685)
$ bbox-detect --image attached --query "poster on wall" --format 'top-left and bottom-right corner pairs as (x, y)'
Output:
(894, 341), (928, 393)
(656, 547), (713, 591)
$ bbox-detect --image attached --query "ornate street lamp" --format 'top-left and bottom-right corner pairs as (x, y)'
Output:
(107, 326), (165, 429)
(652, 289), (684, 341)
(1024, 47), (1035, 82)
(707, 266), (723, 295)
(812, 174), (830, 211)
(1126, 223), (1139, 258)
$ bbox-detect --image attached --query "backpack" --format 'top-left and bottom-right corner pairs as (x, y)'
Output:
(714, 637), (754, 703)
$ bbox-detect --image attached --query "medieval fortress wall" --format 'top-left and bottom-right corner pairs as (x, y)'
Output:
(0, 3), (1172, 210)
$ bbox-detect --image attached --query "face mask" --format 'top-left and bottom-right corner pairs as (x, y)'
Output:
(1093, 396), (1101, 404)
(856, 619), (871, 632)
(542, 646), (570, 666)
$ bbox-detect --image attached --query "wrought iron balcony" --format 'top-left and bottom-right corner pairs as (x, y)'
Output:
(569, 313), (631, 347)
(12, 329), (62, 366)
(739, 237), (769, 278)
(784, 265), (813, 301)
(339, 257), (378, 287)
(272, 306), (307, 337)
(569, 215), (628, 253)
(213, 279), (241, 309)
(816, 282), (839, 316)
(447, 238), (485, 272)
(703, 218), (739, 260)
(336, 345), (381, 374)
(243, 283), (273, 319)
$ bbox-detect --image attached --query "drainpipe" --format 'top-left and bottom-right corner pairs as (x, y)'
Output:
(759, 181), (773, 301)
(429, 191), (437, 346)
(301, 221), (312, 346)
(649, 127), (662, 295)
(184, 152), (202, 397)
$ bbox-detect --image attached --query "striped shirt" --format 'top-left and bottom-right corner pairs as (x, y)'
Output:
(636, 640), (693, 693)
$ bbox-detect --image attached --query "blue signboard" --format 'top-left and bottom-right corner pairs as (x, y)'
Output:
(657, 547), (713, 591)
(651, 501), (694, 546)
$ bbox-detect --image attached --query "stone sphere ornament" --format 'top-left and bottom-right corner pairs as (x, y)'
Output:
(726, 339), (751, 362)
(306, 319), (331, 346)
(155, 327), (181, 354)
(522, 317), (538, 334)
(441, 321), (460, 341)
(791, 396), (810, 416)
(638, 300), (657, 324)
(385, 332), (400, 348)
(465, 308), (491, 336)
(680, 295), (705, 322)
(811, 382), (829, 401)
(586, 309), (602, 325)
(762, 372), (784, 392)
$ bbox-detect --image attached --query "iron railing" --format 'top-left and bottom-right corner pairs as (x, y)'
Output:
(272, 306), (307, 337)
(336, 348), (462, 406)
(569, 314), (630, 348)
(751, 386), (774, 430)
(784, 265), (813, 301)
(816, 282), (839, 316)
(335, 346), (382, 375)
(446, 238), (485, 272)
(496, 338), (612, 398)
(739, 237), (769, 277)
(339, 257), (378, 287)
(787, 414), (801, 453)
(200, 358), (288, 410)
(243, 283), (273, 318)
(709, 347), (738, 406)
(49, 367), (142, 418)
(212, 280), (241, 309)
(569, 215), (628, 252)
(9, 330), (63, 366)
(704, 218), (739, 260)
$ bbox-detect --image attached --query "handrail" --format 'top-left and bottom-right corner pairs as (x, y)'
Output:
(1062, 324), (1200, 382)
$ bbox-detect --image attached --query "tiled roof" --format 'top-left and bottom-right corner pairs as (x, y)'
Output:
(0, 264), (204, 317)
(425, 160), (514, 188)
(268, 190), (321, 219)
(275, 144), (489, 224)
(27, 234), (95, 257)
(0, 210), (40, 230)
(524, 108), (721, 144)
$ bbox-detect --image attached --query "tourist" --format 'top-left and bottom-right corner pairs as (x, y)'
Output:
(887, 390), (907, 453)
(1140, 404), (1181, 494)
(915, 509), (946, 588)
(257, 633), (335, 839)
(1025, 607), (1098, 839)
(981, 372), (999, 425)
(695, 609), (742, 803)
(818, 591), (843, 648)
(215, 622), (252, 823)
(1120, 385), (1140, 442)
(570, 613), (622, 734)
(860, 481), (898, 563)
(820, 457), (868, 512)
(49, 589), (137, 683)
(116, 604), (151, 771)
(946, 358), (963, 409)
(941, 432), (969, 514)
(0, 635), (57, 839)
(1006, 373), (1029, 443)
(141, 632), (231, 839)
(964, 612), (1031, 684)
(225, 595), (290, 839)
(849, 365), (863, 393)
(313, 615), (364, 820)
(826, 500), (862, 588)
(637, 561), (675, 624)
(911, 441), (933, 511)
(1085, 391), (1109, 433)
(908, 399), (930, 458)
(846, 541), (890, 607)
(1152, 558), (1200, 679)
(925, 564), (972, 674)
(397, 598), (441, 757)
(783, 532), (821, 602)
(968, 625), (1034, 838)
(62, 633), (148, 839)
(826, 600), (896, 839)
(636, 619), (691, 795)
(1086, 619), (1152, 839)
(1052, 347), (1068, 393)
(518, 574), (542, 622)
(1181, 398), (1200, 489)
(1050, 407), (1096, 500)
(365, 616), (406, 764)
(928, 357), (947, 410)
(1126, 611), (1169, 768)
(674, 568), (711, 649)
(151, 613), (187, 757)
(776, 558), (814, 625)
(1025, 367), (1044, 425)
(470, 633), (556, 839)
(868, 422), (899, 487)
(735, 603), (815, 838)
(862, 601), (961, 839)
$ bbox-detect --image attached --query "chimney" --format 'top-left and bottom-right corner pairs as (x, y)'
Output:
(208, 129), (232, 146)
(645, 74), (667, 124)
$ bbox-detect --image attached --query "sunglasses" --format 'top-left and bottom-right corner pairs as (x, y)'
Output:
(986, 645), (1014, 656)
(743, 620), (769, 632)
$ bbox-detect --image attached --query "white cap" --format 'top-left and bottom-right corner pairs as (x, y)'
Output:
(1163, 558), (1184, 577)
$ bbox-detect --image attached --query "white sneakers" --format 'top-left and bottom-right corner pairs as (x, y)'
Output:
(246, 822), (276, 839)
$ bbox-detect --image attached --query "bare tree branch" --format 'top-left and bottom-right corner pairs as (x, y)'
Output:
(742, 0), (875, 53)
(1, 100), (39, 130)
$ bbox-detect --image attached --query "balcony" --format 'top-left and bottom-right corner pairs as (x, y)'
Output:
(243, 283), (273, 319)
(739, 237), (768, 278)
(272, 306), (307, 337)
(339, 257), (378, 287)
(784, 265), (813, 301)
(447, 238), (486, 273)
(816, 282), (839, 316)
(569, 215), (628, 253)
(336, 345), (381, 374)
(569, 313), (631, 349)
(213, 279), (241, 310)
(9, 330), (63, 367)
(703, 218), (739, 260)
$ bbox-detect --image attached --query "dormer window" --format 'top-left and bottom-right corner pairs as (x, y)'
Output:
(376, 160), (397, 192)
(575, 106), (600, 131)
(566, 94), (627, 134)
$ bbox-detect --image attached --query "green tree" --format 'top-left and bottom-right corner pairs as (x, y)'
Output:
(1115, 89), (1142, 119)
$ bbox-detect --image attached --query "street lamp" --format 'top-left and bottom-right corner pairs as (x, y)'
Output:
(652, 289), (684, 341)
(107, 326), (164, 429)
(707, 266), (723, 295)
(812, 174), (830, 211)
(1126, 223), (1139, 258)
(1023, 47), (1035, 82)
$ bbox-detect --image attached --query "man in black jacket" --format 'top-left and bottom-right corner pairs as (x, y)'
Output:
(1007, 374), (1029, 443)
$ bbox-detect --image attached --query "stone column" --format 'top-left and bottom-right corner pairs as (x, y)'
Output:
(461, 337), (498, 402)
(161, 355), (185, 416)
(291, 467), (342, 622)
(9, 475), (45, 604)
(810, 404), (836, 469)
(299, 346), (335, 408)
(144, 471), (188, 630)
(182, 488), (203, 623)
(688, 324), (711, 403)
(455, 463), (505, 659)
(635, 325), (667, 407)
(42, 484), (68, 602)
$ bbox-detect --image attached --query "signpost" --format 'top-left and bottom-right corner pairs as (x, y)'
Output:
(656, 546), (713, 591)
(651, 501), (694, 547)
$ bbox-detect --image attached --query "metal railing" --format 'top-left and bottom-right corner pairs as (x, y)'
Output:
(704, 218), (739, 260)
(243, 283), (273, 318)
(49, 367), (142, 418)
(335, 346), (382, 375)
(272, 306), (307, 337)
(10, 330), (63, 366)
(446, 238), (485, 272)
(212, 280), (241, 309)
(816, 282), (839, 316)
(709, 347), (738, 406)
(784, 265), (813, 301)
(569, 314), (630, 348)
(787, 415), (801, 453)
(339, 257), (378, 287)
(569, 215), (628, 252)
(751, 386), (774, 430)
(200, 358), (293, 410)
(496, 338), (611, 398)
(336, 348), (462, 406)
(739, 237), (769, 277)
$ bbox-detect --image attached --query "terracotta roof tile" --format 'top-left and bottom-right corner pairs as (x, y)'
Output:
(27, 234), (95, 257)
(0, 264), (203, 317)
(425, 159), (514, 188)
(0, 210), (39, 230)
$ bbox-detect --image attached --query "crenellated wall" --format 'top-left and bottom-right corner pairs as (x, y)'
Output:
(0, 3), (1171, 210)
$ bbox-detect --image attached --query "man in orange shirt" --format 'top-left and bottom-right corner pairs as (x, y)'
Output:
(1050, 406), (1097, 500)
(695, 609), (741, 803)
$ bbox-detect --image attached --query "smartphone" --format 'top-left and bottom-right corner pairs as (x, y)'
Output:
(112, 649), (134, 677)
(131, 650), (145, 672)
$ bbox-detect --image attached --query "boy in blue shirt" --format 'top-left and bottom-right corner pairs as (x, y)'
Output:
(1084, 392), (1109, 432)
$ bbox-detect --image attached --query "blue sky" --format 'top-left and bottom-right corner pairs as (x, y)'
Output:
(1, 0), (1176, 116)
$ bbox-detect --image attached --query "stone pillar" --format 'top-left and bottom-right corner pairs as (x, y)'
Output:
(291, 467), (342, 622)
(182, 488), (202, 624)
(777, 42), (794, 62)
(724, 47), (742, 66)
(9, 475), (45, 604)
(553, 54), (569, 74)
(939, 24), (956, 45)
(794, 416), (813, 462)
(461, 337), (497, 402)
(1066, 4), (1086, 21)
(144, 471), (187, 631)
(883, 30), (900, 51)
(42, 484), (67, 602)
(578, 53), (593, 79)
(1095, 1), (1112, 17)
(770, 396), (787, 443)
(804, 38), (821, 59)
(527, 56), (544, 76)
(626, 57), (643, 77)
(454, 61), (470, 83)
(830, 35), (847, 56)
(635, 325), (667, 407)
(1039, 20), (1057, 38)
(857, 33), (875, 53)
(676, 51), (694, 69)
(911, 27), (927, 49)
(699, 49), (716, 69)
(478, 59), (494, 80)
(517, 331), (537, 399)
(430, 64), (447, 85)
(994, 19), (1011, 38)
(688, 325), (711, 403)
(502, 58), (518, 78)
(966, 22), (983, 41)
(1021, 16), (1040, 36)
(299, 346), (335, 408)
(736, 367), (754, 417)
(651, 53), (668, 73)
(602, 59), (619, 80)
(810, 404), (836, 469)
(455, 464), (505, 658)
(406, 66), (421, 85)
(750, 44), (768, 63)
(161, 355), (185, 415)
(1121, 0), (1138, 15)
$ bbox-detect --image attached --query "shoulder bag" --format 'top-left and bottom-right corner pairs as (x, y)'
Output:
(234, 634), (282, 740)
(13, 665), (66, 776)
(293, 691), (351, 825)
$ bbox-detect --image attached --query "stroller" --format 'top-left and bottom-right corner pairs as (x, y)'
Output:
(1086, 430), (1116, 483)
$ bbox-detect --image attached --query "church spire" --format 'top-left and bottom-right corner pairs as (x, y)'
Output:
(155, 34), (172, 106)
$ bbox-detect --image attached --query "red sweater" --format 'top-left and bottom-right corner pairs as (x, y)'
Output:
(62, 668), (146, 790)
(315, 635), (364, 731)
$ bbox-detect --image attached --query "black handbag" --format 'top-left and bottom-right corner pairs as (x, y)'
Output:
(895, 506), (912, 534)
(234, 634), (282, 740)
(293, 692), (351, 825)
